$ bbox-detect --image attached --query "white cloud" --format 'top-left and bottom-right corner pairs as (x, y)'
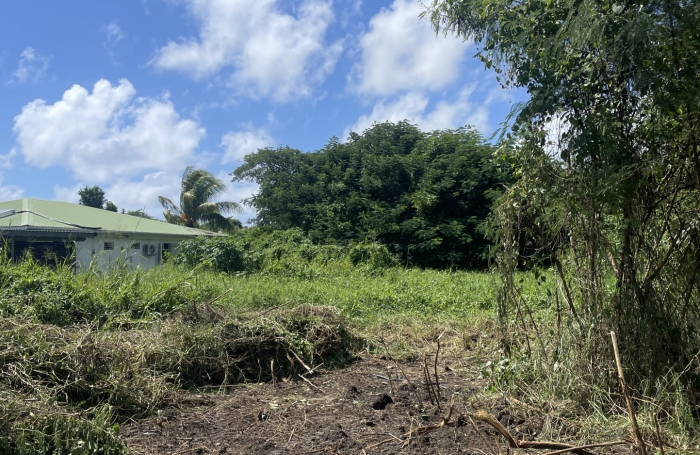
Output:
(152, 0), (342, 102)
(344, 87), (488, 139)
(0, 175), (24, 200)
(12, 47), (50, 83)
(53, 184), (81, 204)
(0, 149), (17, 169)
(103, 21), (126, 43)
(12, 79), (205, 183)
(105, 171), (181, 214)
(351, 0), (469, 96)
(221, 128), (274, 163)
(53, 172), (181, 218)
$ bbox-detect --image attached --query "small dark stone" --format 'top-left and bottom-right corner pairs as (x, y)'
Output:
(372, 394), (394, 410)
(349, 385), (359, 394)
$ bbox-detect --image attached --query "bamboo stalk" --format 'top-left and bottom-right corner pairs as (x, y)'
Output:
(610, 331), (647, 455)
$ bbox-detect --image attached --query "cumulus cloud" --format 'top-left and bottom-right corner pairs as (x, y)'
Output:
(12, 79), (204, 183)
(53, 171), (181, 218)
(344, 87), (488, 139)
(105, 171), (182, 214)
(350, 0), (469, 96)
(152, 0), (342, 102)
(12, 47), (50, 83)
(221, 128), (274, 163)
(0, 176), (24, 200)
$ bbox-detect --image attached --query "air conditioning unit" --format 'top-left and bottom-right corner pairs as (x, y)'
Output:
(142, 244), (157, 256)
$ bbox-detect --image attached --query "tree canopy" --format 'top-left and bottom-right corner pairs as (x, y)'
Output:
(159, 166), (243, 232)
(78, 186), (106, 209)
(232, 122), (510, 268)
(425, 0), (700, 403)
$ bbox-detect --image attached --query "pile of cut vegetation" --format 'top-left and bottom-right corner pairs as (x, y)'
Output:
(0, 261), (359, 454)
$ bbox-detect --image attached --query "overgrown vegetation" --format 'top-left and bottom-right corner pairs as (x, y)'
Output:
(425, 0), (700, 441)
(231, 124), (510, 269)
(0, 242), (502, 453)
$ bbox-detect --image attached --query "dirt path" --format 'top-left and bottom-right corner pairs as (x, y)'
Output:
(121, 357), (627, 455)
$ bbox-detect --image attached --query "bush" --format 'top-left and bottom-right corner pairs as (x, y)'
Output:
(174, 229), (399, 277)
(174, 235), (249, 273)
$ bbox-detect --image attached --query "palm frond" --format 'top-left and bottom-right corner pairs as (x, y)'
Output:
(158, 196), (180, 213)
(198, 213), (233, 232)
(163, 210), (185, 225)
(215, 201), (243, 214)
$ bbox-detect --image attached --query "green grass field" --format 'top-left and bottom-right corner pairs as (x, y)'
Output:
(1, 257), (695, 453)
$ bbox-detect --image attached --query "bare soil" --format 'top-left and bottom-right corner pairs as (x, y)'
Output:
(122, 354), (630, 455)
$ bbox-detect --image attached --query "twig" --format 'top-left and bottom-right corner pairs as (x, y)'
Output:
(424, 357), (440, 409)
(385, 368), (398, 402)
(173, 446), (211, 455)
(468, 416), (499, 455)
(404, 395), (456, 437)
(469, 409), (595, 455)
(611, 331), (647, 455)
(363, 438), (395, 450)
(298, 374), (321, 391)
(654, 414), (665, 455)
(271, 359), (276, 388)
(541, 440), (627, 455)
(256, 300), (293, 317)
(434, 334), (442, 402)
(380, 336), (423, 410)
(290, 350), (314, 374)
(203, 288), (232, 308)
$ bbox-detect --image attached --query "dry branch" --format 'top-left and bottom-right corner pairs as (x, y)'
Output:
(468, 409), (596, 455)
(611, 331), (647, 455)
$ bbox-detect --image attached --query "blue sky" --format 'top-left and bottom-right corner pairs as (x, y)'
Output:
(0, 0), (525, 222)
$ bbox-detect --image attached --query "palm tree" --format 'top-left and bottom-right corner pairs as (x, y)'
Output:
(159, 166), (243, 231)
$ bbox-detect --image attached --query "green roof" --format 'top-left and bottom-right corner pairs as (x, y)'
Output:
(0, 198), (219, 238)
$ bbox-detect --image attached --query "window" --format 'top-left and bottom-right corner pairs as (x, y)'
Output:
(104, 242), (114, 251)
(161, 243), (171, 260)
(132, 243), (141, 249)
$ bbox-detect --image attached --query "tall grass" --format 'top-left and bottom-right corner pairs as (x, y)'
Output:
(0, 240), (500, 453)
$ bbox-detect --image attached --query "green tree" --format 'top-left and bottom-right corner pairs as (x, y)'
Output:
(425, 0), (700, 403)
(104, 201), (118, 212)
(78, 186), (106, 209)
(232, 122), (507, 268)
(159, 166), (243, 231)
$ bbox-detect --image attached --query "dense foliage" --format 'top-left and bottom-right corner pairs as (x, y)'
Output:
(232, 122), (510, 269)
(77, 186), (106, 209)
(175, 229), (399, 278)
(426, 0), (700, 410)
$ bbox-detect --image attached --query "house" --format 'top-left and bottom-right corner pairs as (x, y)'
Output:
(0, 198), (221, 272)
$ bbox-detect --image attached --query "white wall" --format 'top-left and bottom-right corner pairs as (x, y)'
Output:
(75, 235), (181, 272)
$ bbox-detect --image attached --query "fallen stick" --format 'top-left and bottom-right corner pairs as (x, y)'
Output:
(654, 413), (665, 455)
(541, 440), (627, 455)
(290, 349), (314, 374)
(468, 416), (500, 455)
(298, 373), (321, 391)
(404, 395), (455, 437)
(363, 438), (395, 450)
(256, 300), (293, 317)
(611, 331), (647, 455)
(468, 409), (594, 455)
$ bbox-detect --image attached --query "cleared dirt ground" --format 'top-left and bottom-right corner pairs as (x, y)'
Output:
(122, 355), (630, 455)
